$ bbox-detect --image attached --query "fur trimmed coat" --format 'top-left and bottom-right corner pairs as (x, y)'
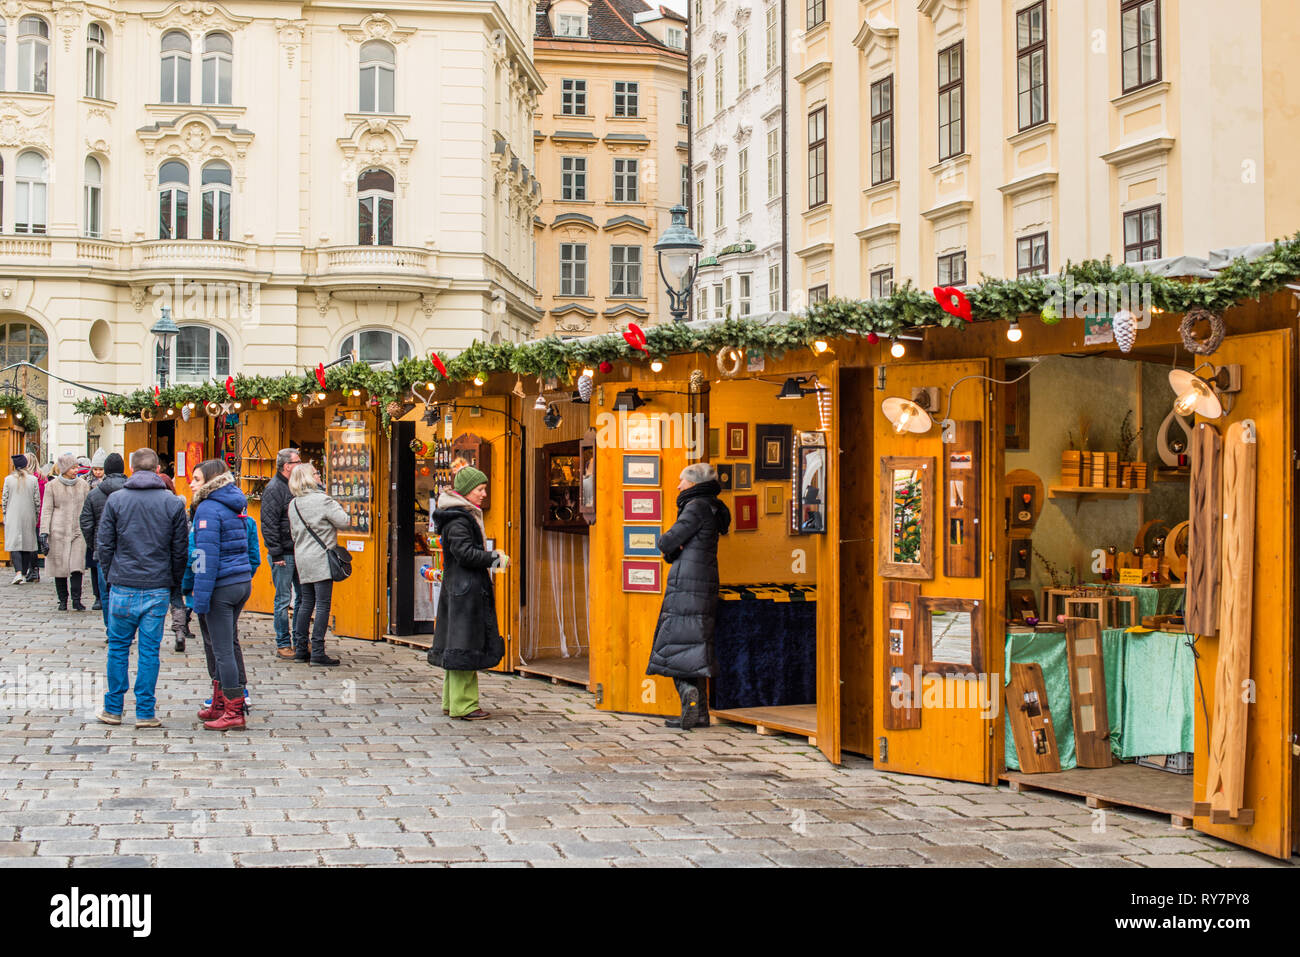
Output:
(39, 477), (89, 577)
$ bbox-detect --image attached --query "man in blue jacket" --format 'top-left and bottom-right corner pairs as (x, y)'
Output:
(95, 448), (189, 729)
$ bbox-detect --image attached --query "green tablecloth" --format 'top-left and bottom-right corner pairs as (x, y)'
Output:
(1004, 629), (1195, 770)
(1112, 585), (1186, 618)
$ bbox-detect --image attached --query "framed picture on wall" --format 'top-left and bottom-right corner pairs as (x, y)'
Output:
(623, 489), (662, 521)
(622, 560), (662, 593)
(734, 494), (759, 530)
(765, 485), (783, 514)
(716, 464), (733, 491)
(734, 463), (752, 489)
(725, 422), (749, 457)
(624, 413), (661, 450)
(754, 424), (793, 480)
(623, 526), (662, 557)
(622, 454), (660, 485)
(708, 429), (720, 458)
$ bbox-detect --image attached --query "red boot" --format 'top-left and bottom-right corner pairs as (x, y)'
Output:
(197, 680), (225, 720)
(203, 694), (245, 731)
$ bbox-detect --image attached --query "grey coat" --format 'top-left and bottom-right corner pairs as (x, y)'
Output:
(39, 477), (90, 577)
(3, 472), (40, 553)
(287, 490), (349, 584)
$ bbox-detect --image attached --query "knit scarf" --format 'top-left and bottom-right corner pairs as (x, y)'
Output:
(437, 489), (487, 543)
(57, 474), (81, 487)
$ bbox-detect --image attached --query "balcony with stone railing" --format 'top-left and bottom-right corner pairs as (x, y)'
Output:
(134, 239), (255, 270)
(316, 245), (432, 274)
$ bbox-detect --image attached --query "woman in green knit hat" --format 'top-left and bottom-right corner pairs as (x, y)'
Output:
(428, 465), (507, 719)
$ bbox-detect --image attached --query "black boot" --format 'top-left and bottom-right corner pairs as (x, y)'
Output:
(70, 573), (86, 611)
(54, 577), (68, 612)
(665, 678), (700, 730)
(174, 630), (186, 653)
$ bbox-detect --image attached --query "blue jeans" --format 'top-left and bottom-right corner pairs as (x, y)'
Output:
(97, 565), (111, 631)
(104, 586), (170, 719)
(271, 554), (303, 649)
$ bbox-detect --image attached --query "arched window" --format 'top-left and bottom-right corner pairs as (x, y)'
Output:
(201, 162), (231, 240)
(201, 31), (232, 105)
(84, 157), (103, 238)
(359, 40), (395, 113)
(161, 30), (190, 103)
(341, 330), (412, 366)
(15, 151), (47, 235)
(18, 16), (49, 93)
(0, 23), (7, 91)
(0, 320), (48, 367)
(159, 160), (189, 239)
(357, 168), (394, 246)
(86, 23), (107, 99)
(157, 325), (230, 385)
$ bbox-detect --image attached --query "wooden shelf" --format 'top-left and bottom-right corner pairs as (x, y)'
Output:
(1049, 486), (1150, 499)
(1153, 467), (1191, 483)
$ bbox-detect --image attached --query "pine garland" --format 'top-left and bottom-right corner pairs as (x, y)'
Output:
(0, 393), (39, 430)
(74, 233), (1300, 425)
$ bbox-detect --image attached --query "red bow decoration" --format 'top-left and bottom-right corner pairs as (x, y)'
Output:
(314, 363), (326, 390)
(430, 352), (448, 378)
(153, 386), (162, 406)
(622, 323), (648, 353)
(933, 286), (973, 322)
(101, 395), (109, 411)
(598, 360), (612, 374)
(224, 375), (237, 399)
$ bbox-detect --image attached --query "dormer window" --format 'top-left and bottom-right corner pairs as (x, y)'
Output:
(666, 26), (685, 49)
(556, 13), (588, 38)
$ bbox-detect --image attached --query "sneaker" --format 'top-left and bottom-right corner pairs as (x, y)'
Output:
(11, 573), (23, 585)
(136, 717), (162, 728)
(96, 711), (122, 725)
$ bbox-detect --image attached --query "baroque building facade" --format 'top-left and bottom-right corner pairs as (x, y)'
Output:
(0, 0), (541, 457)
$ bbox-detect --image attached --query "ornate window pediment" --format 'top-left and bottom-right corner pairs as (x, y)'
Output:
(916, 0), (967, 40)
(337, 114), (417, 197)
(340, 12), (416, 45)
(137, 111), (253, 189)
(853, 14), (899, 72)
(143, 1), (253, 36)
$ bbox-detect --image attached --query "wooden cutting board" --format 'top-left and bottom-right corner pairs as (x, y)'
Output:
(1185, 423), (1221, 635)
(1006, 662), (1060, 773)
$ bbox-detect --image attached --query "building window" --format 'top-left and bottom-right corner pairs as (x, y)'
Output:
(666, 26), (685, 50)
(1123, 205), (1161, 262)
(341, 330), (412, 366)
(160, 30), (191, 103)
(84, 156), (103, 239)
(1016, 232), (1049, 277)
(714, 164), (725, 229)
(681, 163), (690, 208)
(158, 325), (230, 385)
(808, 284), (828, 305)
(560, 243), (588, 295)
(870, 75), (894, 185)
(681, 88), (689, 125)
(713, 57), (723, 113)
(767, 127), (780, 200)
(18, 16), (49, 93)
(201, 31), (232, 105)
(723, 276), (734, 317)
(765, 5), (778, 71)
(614, 81), (639, 117)
(769, 264), (781, 311)
(358, 167), (394, 246)
(739, 273), (752, 316)
(695, 68), (705, 126)
(1016, 3), (1047, 130)
(201, 162), (232, 241)
(561, 78), (587, 115)
(737, 29), (748, 91)
(556, 14), (588, 38)
(86, 23), (107, 99)
(613, 158), (639, 202)
(1121, 0), (1161, 92)
(937, 250), (967, 285)
(807, 107), (827, 208)
(807, 0), (825, 29)
(561, 156), (587, 201)
(15, 151), (47, 235)
(0, 321), (48, 371)
(738, 147), (749, 217)
(870, 268), (894, 299)
(938, 42), (964, 160)
(359, 40), (395, 113)
(713, 283), (724, 319)
(695, 176), (705, 230)
(611, 245), (643, 297)
(158, 160), (188, 239)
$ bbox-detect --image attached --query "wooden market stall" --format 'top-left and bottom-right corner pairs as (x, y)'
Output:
(0, 419), (32, 567)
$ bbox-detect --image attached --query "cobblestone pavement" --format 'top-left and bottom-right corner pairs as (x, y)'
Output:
(0, 578), (1285, 868)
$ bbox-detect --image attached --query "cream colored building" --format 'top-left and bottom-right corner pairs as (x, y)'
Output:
(789, 0), (1300, 304)
(0, 0), (541, 457)
(532, 0), (687, 336)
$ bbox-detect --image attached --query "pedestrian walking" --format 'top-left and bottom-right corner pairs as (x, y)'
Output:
(287, 462), (349, 666)
(3, 454), (40, 585)
(83, 449), (110, 610)
(646, 462), (731, 730)
(79, 452), (127, 629)
(29, 462), (48, 581)
(260, 447), (304, 660)
(39, 453), (91, 611)
(95, 448), (189, 729)
(428, 466), (507, 719)
(187, 459), (257, 730)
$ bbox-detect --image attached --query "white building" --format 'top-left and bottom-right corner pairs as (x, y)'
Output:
(0, 0), (542, 457)
(688, 0), (787, 321)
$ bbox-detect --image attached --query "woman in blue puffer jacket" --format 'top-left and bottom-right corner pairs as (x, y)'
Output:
(189, 459), (254, 730)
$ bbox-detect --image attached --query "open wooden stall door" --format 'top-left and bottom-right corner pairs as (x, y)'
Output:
(814, 361), (842, 764)
(1190, 327), (1294, 858)
(872, 358), (998, 784)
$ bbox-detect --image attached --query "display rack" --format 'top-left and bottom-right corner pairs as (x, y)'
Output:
(326, 418), (374, 536)
(239, 434), (274, 500)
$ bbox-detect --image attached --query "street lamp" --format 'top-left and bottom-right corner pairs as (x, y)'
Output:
(150, 305), (180, 389)
(654, 205), (702, 322)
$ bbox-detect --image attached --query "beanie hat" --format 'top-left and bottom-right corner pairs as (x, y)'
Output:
(10, 454), (26, 470)
(90, 448), (107, 468)
(453, 466), (488, 496)
(104, 452), (125, 475)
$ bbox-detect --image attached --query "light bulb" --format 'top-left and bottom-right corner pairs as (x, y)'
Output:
(473, 374), (486, 386)
(316, 392), (327, 401)
(1174, 388), (1202, 417)
(813, 340), (829, 353)
(582, 367), (594, 378)
(351, 389), (361, 397)
(1007, 320), (1023, 343)
(233, 402), (242, 410)
(893, 406), (914, 434)
(890, 339), (905, 358)
(187, 402), (196, 409)
(167, 408), (175, 416)
(650, 359), (663, 373)
(426, 381), (436, 390)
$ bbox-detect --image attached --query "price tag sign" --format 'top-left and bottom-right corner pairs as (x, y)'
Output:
(1119, 568), (1144, 585)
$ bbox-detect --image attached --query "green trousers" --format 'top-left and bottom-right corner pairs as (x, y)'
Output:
(442, 669), (479, 717)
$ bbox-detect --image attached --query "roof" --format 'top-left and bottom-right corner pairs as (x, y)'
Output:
(1128, 242), (1277, 279)
(536, 0), (684, 50)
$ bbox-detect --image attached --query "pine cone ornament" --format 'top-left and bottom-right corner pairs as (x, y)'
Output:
(577, 373), (594, 402)
(689, 369), (705, 393)
(1112, 309), (1137, 353)
(180, 404), (191, 422)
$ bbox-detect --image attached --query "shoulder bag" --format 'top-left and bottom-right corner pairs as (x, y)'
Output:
(293, 499), (353, 582)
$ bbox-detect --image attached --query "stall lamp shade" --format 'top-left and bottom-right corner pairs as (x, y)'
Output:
(1007, 320), (1023, 343)
(890, 339), (906, 358)
(613, 389), (647, 412)
(882, 397), (933, 435)
(660, 248), (694, 286)
(777, 377), (810, 400)
(543, 403), (563, 429)
(1169, 369), (1223, 418)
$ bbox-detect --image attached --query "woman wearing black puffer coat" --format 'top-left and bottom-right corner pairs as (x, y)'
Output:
(647, 462), (731, 730)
